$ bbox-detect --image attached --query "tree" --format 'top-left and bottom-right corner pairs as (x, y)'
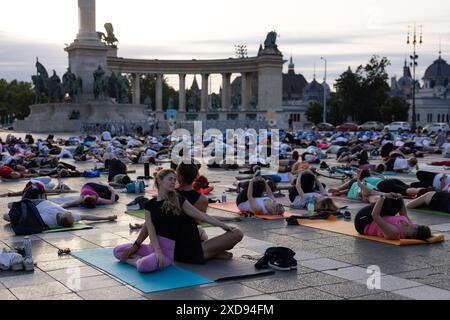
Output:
(380, 96), (410, 123)
(139, 75), (178, 111)
(0, 79), (34, 123)
(306, 102), (323, 124)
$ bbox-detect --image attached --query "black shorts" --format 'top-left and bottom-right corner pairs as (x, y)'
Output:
(354, 198), (403, 235)
(429, 192), (450, 213)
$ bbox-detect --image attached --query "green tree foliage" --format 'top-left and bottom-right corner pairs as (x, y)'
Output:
(329, 55), (409, 124)
(139, 75), (178, 110)
(306, 101), (323, 124)
(0, 79), (34, 122)
(380, 96), (410, 123)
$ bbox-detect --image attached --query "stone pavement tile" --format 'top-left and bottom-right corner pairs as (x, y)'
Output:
(296, 272), (347, 287)
(393, 285), (450, 300)
(237, 294), (280, 300)
(428, 280), (450, 291)
(38, 257), (86, 272)
(317, 281), (384, 299)
(77, 285), (142, 300)
(298, 258), (351, 271)
(34, 252), (63, 263)
(0, 270), (55, 289)
(46, 238), (100, 251)
(48, 265), (103, 282)
(0, 289), (17, 300)
(355, 275), (422, 292)
(80, 232), (124, 241)
(37, 232), (78, 241)
(145, 288), (213, 300)
(392, 268), (447, 285)
(10, 281), (71, 300)
(238, 237), (274, 249)
(333, 253), (389, 265)
(430, 223), (450, 232)
(351, 292), (412, 300)
(30, 293), (83, 300)
(242, 274), (309, 294)
(89, 238), (130, 248)
(272, 287), (343, 300)
(360, 261), (424, 274)
(266, 227), (319, 237)
(290, 232), (330, 241)
(324, 266), (375, 281)
(307, 246), (354, 258)
(200, 283), (263, 300)
(71, 275), (123, 292)
(293, 250), (321, 261)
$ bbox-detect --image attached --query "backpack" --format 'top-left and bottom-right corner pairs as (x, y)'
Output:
(8, 200), (49, 235)
(255, 247), (297, 271)
(22, 181), (47, 200)
(126, 181), (146, 194)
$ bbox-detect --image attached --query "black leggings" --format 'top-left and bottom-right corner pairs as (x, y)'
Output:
(377, 179), (410, 196)
(354, 198), (403, 235)
(410, 171), (437, 188)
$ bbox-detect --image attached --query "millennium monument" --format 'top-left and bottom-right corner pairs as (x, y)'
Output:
(15, 0), (285, 132)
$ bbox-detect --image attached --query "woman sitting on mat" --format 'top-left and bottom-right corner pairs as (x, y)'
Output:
(114, 169), (243, 273)
(354, 195), (431, 241)
(236, 176), (285, 216)
(406, 190), (450, 214)
(61, 182), (118, 209)
(289, 170), (338, 210)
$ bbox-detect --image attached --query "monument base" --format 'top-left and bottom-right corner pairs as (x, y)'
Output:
(14, 102), (148, 133)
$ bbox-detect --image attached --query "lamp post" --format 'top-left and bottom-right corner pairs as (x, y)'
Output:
(407, 24), (422, 132)
(321, 57), (327, 123)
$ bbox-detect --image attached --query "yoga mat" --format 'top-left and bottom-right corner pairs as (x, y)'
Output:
(292, 219), (445, 246)
(410, 208), (450, 217)
(49, 196), (112, 209)
(209, 202), (286, 220)
(43, 222), (93, 233)
(177, 259), (275, 282)
(72, 248), (213, 293)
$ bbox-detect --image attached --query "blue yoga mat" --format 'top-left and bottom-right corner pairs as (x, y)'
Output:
(72, 248), (213, 293)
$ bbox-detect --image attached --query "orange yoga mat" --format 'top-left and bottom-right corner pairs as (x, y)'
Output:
(208, 202), (287, 220)
(293, 219), (445, 246)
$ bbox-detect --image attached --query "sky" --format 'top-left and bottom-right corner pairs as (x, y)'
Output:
(1, 0), (450, 92)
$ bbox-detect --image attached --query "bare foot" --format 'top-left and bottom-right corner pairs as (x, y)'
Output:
(129, 223), (142, 230)
(215, 251), (233, 260)
(108, 215), (118, 221)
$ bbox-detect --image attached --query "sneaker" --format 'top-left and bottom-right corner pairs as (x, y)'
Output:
(344, 211), (352, 220)
(288, 257), (298, 270)
(23, 257), (35, 272)
(126, 204), (140, 211)
(10, 253), (25, 271)
(268, 257), (291, 271)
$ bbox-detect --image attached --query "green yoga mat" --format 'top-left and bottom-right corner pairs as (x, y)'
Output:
(43, 222), (93, 233)
(410, 208), (450, 217)
(126, 210), (213, 228)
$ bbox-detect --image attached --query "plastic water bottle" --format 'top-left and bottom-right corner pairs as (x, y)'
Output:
(307, 199), (315, 216)
(23, 236), (32, 259)
(222, 192), (227, 203)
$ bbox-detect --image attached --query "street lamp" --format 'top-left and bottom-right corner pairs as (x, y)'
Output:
(321, 57), (328, 123)
(407, 24), (423, 132)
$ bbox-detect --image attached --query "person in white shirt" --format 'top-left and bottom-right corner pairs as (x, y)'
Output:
(3, 200), (117, 229)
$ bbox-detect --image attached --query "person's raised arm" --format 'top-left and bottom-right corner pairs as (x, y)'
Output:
(183, 201), (235, 232)
(264, 179), (276, 201)
(371, 196), (400, 240)
(398, 198), (408, 218)
(295, 172), (305, 197)
(246, 178), (262, 213)
(315, 175), (326, 194)
(61, 198), (83, 208)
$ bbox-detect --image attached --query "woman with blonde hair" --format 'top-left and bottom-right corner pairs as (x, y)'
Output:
(114, 169), (243, 273)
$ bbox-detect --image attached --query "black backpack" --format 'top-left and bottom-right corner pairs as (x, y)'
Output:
(8, 200), (49, 235)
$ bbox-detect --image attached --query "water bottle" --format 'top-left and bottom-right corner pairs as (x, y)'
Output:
(23, 236), (32, 259)
(222, 192), (227, 203)
(307, 199), (315, 216)
(93, 162), (98, 171)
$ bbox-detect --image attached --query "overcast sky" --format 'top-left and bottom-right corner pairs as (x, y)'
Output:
(1, 0), (449, 92)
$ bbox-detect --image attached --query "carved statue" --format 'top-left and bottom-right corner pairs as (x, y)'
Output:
(210, 94), (218, 111)
(32, 75), (44, 104)
(260, 31), (281, 56)
(33, 58), (50, 103)
(62, 67), (78, 101)
(117, 73), (130, 104)
(168, 96), (175, 109)
(107, 72), (119, 100)
(188, 95), (197, 112)
(144, 96), (153, 110)
(48, 70), (63, 102)
(93, 65), (108, 100)
(231, 95), (240, 110)
(97, 22), (118, 47)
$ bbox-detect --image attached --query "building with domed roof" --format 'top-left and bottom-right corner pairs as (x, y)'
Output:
(392, 50), (450, 126)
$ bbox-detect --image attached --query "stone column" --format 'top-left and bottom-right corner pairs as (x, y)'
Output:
(201, 74), (209, 112)
(241, 72), (250, 111)
(132, 73), (141, 105)
(179, 74), (186, 112)
(156, 74), (163, 112)
(222, 73), (231, 111)
(77, 0), (98, 41)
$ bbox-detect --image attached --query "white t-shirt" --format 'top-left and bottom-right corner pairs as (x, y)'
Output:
(237, 197), (271, 214)
(393, 158), (409, 171)
(102, 131), (112, 141)
(36, 200), (80, 228)
(433, 174), (450, 192)
(292, 192), (322, 208)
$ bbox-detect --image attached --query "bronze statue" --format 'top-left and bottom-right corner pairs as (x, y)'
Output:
(144, 96), (152, 110)
(260, 31), (282, 56)
(93, 65), (108, 100)
(117, 73), (130, 104)
(62, 67), (78, 101)
(231, 95), (240, 110)
(188, 95), (197, 112)
(97, 22), (118, 47)
(48, 70), (63, 102)
(210, 94), (218, 111)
